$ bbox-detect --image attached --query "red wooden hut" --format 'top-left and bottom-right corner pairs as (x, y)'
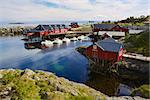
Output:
(85, 38), (124, 66)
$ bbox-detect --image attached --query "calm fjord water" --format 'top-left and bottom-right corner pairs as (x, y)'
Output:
(0, 36), (92, 83)
(0, 36), (132, 96)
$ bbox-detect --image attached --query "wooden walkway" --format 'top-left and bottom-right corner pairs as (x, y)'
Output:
(67, 31), (92, 34)
(123, 54), (150, 62)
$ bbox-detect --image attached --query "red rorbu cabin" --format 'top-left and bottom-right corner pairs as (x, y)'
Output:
(70, 22), (79, 28)
(23, 24), (68, 41)
(86, 38), (125, 66)
(34, 24), (68, 36)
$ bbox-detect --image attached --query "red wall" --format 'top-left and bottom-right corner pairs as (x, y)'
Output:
(86, 45), (118, 63)
(111, 25), (129, 32)
(94, 25), (129, 32)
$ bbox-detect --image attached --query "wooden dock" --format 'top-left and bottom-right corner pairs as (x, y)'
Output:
(123, 54), (150, 62)
(67, 31), (92, 34)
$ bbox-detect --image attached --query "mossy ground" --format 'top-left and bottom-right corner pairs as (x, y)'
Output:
(132, 85), (150, 98)
(124, 31), (149, 56)
(125, 31), (150, 56)
(0, 69), (106, 100)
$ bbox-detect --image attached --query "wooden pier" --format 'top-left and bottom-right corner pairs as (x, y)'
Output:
(123, 54), (150, 62)
(67, 31), (92, 34)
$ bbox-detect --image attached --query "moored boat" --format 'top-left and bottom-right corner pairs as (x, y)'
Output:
(78, 35), (85, 40)
(41, 40), (53, 46)
(53, 38), (63, 44)
(62, 37), (70, 43)
(70, 37), (78, 41)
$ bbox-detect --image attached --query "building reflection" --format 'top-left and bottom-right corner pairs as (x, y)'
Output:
(86, 71), (120, 96)
(24, 42), (42, 49)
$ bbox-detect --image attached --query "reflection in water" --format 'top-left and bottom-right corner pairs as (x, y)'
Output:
(0, 38), (91, 83)
(24, 42), (42, 49)
(0, 37), (143, 96)
(86, 72), (120, 96)
(86, 72), (132, 96)
(118, 84), (132, 96)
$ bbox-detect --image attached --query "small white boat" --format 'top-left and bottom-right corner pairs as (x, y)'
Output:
(53, 38), (63, 44)
(70, 37), (78, 41)
(41, 40), (53, 46)
(62, 37), (70, 43)
(78, 35), (85, 40)
(82, 36), (90, 41)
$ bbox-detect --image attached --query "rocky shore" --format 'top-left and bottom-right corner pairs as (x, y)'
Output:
(0, 69), (148, 100)
(0, 26), (33, 36)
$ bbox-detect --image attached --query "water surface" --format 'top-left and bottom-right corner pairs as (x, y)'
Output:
(0, 36), (133, 96)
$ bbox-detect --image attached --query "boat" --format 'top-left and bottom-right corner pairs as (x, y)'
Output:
(53, 38), (63, 44)
(70, 37), (78, 41)
(78, 35), (85, 40)
(82, 36), (91, 41)
(41, 40), (53, 46)
(78, 35), (90, 41)
(62, 37), (70, 43)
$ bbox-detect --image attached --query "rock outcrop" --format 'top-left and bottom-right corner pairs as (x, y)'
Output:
(0, 69), (106, 100)
(0, 69), (148, 100)
(0, 27), (33, 36)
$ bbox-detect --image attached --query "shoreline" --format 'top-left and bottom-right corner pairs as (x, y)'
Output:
(0, 69), (148, 100)
(0, 26), (33, 37)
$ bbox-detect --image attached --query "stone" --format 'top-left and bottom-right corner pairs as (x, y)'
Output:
(0, 74), (3, 79)
(0, 91), (9, 96)
(70, 89), (79, 96)
(33, 76), (40, 81)
(23, 69), (35, 76)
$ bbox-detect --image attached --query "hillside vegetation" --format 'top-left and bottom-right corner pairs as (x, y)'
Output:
(0, 69), (106, 100)
(101, 15), (149, 26)
(0, 69), (149, 100)
(124, 30), (149, 56)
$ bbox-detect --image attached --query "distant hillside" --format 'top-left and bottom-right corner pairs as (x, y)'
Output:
(119, 15), (149, 23)
(101, 15), (150, 26)
(117, 15), (150, 26)
(124, 30), (149, 56)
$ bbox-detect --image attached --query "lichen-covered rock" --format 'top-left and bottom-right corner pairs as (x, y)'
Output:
(0, 69), (106, 100)
(0, 74), (3, 79)
(131, 85), (150, 98)
(23, 69), (35, 76)
(0, 69), (148, 100)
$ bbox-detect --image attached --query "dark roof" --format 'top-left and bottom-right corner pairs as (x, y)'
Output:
(96, 38), (123, 52)
(30, 29), (42, 32)
(94, 24), (117, 30)
(42, 25), (51, 30)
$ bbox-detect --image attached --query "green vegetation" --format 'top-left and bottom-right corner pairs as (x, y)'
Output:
(0, 69), (106, 100)
(124, 30), (149, 56)
(132, 85), (150, 98)
(101, 15), (149, 26)
(13, 78), (41, 100)
(71, 25), (92, 32)
(118, 15), (149, 25)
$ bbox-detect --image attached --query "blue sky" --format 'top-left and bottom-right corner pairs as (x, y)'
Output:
(0, 0), (149, 22)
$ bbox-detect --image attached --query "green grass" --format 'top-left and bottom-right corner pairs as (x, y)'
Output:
(13, 78), (41, 100)
(0, 69), (106, 100)
(124, 31), (149, 56)
(132, 85), (150, 98)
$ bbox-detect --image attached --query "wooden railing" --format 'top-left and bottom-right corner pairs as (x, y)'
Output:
(123, 54), (150, 62)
